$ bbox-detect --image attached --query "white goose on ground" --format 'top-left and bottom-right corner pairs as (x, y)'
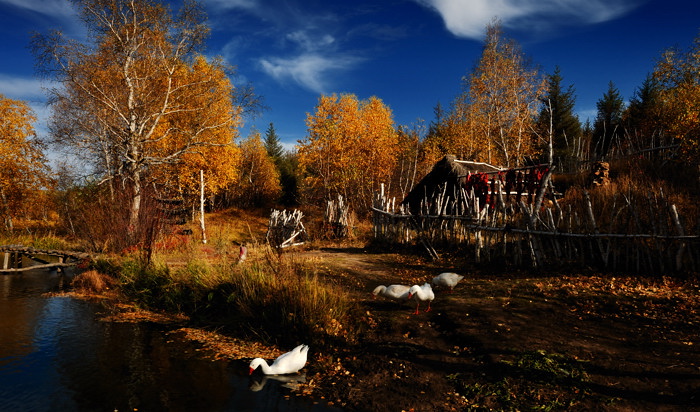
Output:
(249, 344), (309, 375)
(408, 283), (435, 314)
(372, 284), (411, 301)
(432, 272), (465, 292)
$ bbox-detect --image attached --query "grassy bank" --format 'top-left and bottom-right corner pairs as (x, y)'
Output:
(85, 216), (358, 348)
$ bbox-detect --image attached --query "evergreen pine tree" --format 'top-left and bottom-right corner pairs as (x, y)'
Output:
(261, 122), (298, 206)
(421, 102), (450, 154)
(263, 122), (284, 161)
(593, 81), (625, 158)
(538, 66), (581, 168)
(624, 74), (663, 144)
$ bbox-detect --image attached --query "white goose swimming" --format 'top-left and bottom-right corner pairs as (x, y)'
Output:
(249, 344), (309, 375)
(372, 284), (411, 301)
(408, 283), (435, 314)
(432, 272), (464, 292)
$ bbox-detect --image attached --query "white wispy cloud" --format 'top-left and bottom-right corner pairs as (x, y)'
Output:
(205, 0), (364, 93)
(0, 75), (46, 101)
(204, 0), (259, 11)
(259, 53), (362, 94)
(0, 0), (75, 18)
(286, 31), (336, 52)
(414, 0), (647, 39)
(0, 74), (55, 139)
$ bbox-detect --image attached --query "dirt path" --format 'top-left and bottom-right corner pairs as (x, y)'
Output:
(301, 247), (700, 411)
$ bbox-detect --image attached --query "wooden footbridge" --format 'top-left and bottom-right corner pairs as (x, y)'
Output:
(1, 245), (91, 273)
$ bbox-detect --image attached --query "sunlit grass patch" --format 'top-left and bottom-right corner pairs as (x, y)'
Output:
(71, 269), (117, 294)
(115, 244), (356, 346)
(0, 232), (79, 251)
(218, 247), (356, 345)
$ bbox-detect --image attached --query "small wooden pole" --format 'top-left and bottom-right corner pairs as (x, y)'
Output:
(200, 169), (207, 244)
(57, 255), (64, 274)
(584, 190), (608, 267)
(670, 204), (687, 271)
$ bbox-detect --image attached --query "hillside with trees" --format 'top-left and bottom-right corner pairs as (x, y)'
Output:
(1, 8), (692, 251)
(1, 2), (698, 410)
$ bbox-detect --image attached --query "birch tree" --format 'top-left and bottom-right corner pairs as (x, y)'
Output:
(230, 131), (281, 207)
(298, 94), (398, 213)
(32, 0), (255, 238)
(452, 21), (545, 167)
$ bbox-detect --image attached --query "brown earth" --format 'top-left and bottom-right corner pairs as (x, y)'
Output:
(297, 246), (700, 412)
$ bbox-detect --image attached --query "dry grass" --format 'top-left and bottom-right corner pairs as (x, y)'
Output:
(0, 232), (79, 251)
(228, 247), (355, 343)
(558, 171), (699, 236)
(71, 269), (117, 294)
(113, 208), (358, 346)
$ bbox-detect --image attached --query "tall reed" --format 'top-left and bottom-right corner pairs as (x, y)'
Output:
(116, 245), (356, 347)
(225, 248), (354, 345)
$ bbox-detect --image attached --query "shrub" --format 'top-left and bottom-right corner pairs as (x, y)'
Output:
(71, 270), (116, 294)
(114, 247), (356, 346)
(223, 248), (354, 345)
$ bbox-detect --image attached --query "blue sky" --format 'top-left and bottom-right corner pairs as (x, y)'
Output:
(1, 0), (698, 152)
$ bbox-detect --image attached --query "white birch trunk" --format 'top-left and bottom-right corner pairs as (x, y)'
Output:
(200, 169), (207, 244)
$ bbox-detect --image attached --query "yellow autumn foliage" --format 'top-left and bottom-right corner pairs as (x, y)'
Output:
(149, 56), (242, 197)
(298, 94), (398, 213)
(653, 33), (700, 164)
(0, 95), (51, 228)
(451, 21), (545, 167)
(228, 131), (281, 207)
(35, 0), (248, 233)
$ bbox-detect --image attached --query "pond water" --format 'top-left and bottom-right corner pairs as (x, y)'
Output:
(0, 263), (337, 411)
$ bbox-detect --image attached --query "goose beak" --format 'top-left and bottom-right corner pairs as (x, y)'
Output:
(249, 367), (255, 375)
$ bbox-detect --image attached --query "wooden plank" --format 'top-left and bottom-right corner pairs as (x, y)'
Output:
(0, 262), (75, 273)
(0, 246), (90, 260)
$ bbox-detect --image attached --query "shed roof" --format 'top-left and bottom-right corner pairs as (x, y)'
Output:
(401, 155), (500, 213)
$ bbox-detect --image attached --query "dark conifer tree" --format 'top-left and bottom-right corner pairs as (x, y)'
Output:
(624, 74), (664, 147)
(538, 66), (582, 169)
(262, 122), (298, 206)
(278, 152), (299, 206)
(422, 102), (450, 154)
(263, 122), (284, 162)
(593, 81), (625, 158)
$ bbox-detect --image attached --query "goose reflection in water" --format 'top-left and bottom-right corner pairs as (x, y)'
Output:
(249, 373), (307, 392)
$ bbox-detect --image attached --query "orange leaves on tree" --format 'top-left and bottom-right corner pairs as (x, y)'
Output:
(653, 33), (700, 163)
(33, 0), (248, 234)
(149, 55), (242, 198)
(451, 21), (546, 167)
(229, 131), (281, 207)
(0, 95), (51, 229)
(298, 94), (398, 213)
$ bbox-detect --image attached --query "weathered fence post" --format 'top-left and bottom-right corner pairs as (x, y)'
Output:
(325, 194), (350, 239)
(584, 190), (608, 267)
(670, 204), (687, 271)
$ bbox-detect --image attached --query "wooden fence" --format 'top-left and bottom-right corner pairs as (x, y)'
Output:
(372, 181), (699, 274)
(1, 246), (91, 273)
(266, 209), (308, 248)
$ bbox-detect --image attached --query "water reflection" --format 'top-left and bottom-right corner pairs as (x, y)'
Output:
(0, 269), (339, 411)
(249, 373), (307, 392)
